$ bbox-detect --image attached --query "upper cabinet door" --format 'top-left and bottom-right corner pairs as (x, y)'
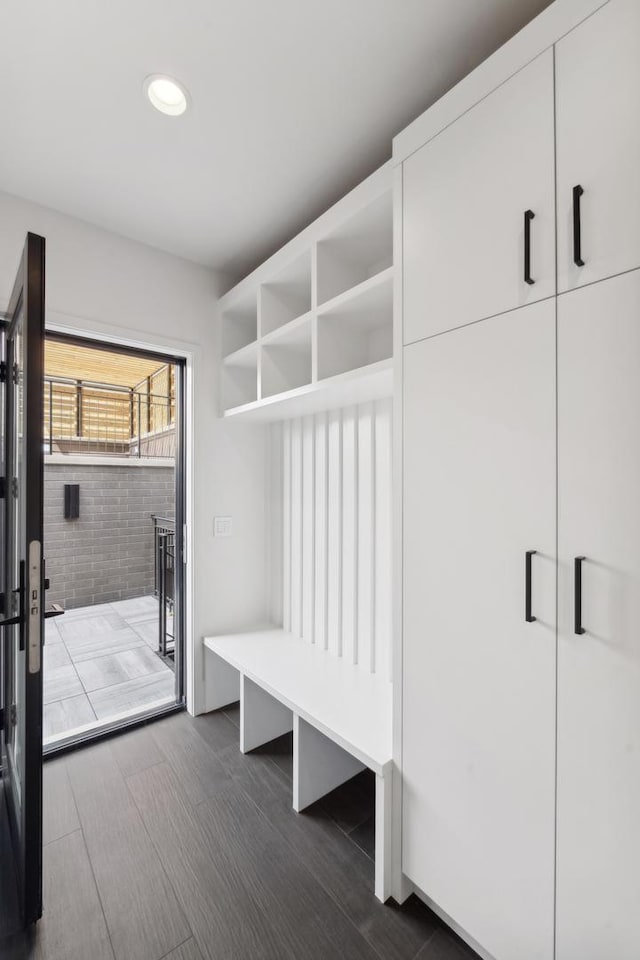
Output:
(556, 0), (640, 293)
(403, 49), (555, 345)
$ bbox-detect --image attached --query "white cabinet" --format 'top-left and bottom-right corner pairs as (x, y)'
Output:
(398, 2), (640, 955)
(403, 299), (556, 960)
(556, 0), (640, 293)
(556, 269), (640, 960)
(219, 166), (393, 421)
(403, 50), (555, 345)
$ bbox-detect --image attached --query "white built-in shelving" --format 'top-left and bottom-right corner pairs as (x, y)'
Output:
(218, 163), (393, 421)
(316, 191), (393, 305)
(221, 288), (258, 359)
(317, 267), (393, 380)
(221, 340), (258, 410)
(261, 253), (312, 336)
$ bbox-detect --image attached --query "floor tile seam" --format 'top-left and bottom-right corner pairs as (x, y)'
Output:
(207, 745), (386, 960)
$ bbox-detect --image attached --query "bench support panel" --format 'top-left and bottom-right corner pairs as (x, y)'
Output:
(205, 650), (240, 711)
(375, 764), (393, 903)
(241, 675), (294, 754)
(293, 715), (365, 814)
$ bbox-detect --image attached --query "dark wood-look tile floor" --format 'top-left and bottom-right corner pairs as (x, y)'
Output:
(3, 707), (479, 960)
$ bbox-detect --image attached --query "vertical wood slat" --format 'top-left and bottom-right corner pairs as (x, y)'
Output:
(314, 413), (328, 650)
(290, 419), (303, 638)
(341, 407), (358, 665)
(269, 423), (284, 626)
(280, 402), (391, 679)
(375, 398), (393, 679)
(282, 420), (292, 632)
(357, 402), (376, 673)
(302, 417), (315, 643)
(327, 409), (343, 658)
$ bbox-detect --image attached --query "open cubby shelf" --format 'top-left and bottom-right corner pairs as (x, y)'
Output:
(261, 314), (312, 399)
(221, 289), (258, 359)
(260, 252), (312, 337)
(218, 167), (393, 421)
(317, 269), (393, 381)
(223, 365), (258, 410)
(222, 340), (258, 409)
(317, 192), (393, 306)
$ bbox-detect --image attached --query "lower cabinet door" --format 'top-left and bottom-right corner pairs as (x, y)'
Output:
(557, 269), (640, 959)
(402, 299), (556, 960)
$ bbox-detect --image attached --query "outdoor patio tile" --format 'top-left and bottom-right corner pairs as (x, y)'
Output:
(44, 664), (85, 704)
(58, 613), (128, 644)
(75, 646), (170, 694)
(110, 595), (159, 623)
(129, 617), (161, 649)
(59, 602), (116, 622)
(44, 642), (72, 670)
(44, 694), (97, 739)
(88, 672), (175, 721)
(45, 618), (63, 644)
(64, 626), (146, 664)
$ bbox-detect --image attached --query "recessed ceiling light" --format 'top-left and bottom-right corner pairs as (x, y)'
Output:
(143, 74), (190, 116)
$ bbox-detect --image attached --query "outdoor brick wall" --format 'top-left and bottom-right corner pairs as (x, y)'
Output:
(43, 462), (175, 610)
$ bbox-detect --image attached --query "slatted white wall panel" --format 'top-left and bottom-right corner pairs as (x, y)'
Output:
(280, 399), (392, 680)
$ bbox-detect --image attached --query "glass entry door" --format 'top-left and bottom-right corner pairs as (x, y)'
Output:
(1, 233), (46, 927)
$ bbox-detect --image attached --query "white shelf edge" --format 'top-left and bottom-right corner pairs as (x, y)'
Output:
(261, 310), (313, 347)
(317, 266), (394, 317)
(222, 341), (259, 367)
(203, 628), (391, 773)
(222, 358), (392, 422)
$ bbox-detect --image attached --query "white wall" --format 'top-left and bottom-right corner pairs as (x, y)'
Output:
(279, 399), (392, 681)
(0, 189), (270, 715)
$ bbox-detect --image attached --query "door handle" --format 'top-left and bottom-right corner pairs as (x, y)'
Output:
(1, 565), (26, 638)
(44, 603), (65, 620)
(0, 615), (22, 628)
(572, 185), (585, 267)
(525, 550), (537, 622)
(524, 210), (535, 285)
(574, 556), (586, 635)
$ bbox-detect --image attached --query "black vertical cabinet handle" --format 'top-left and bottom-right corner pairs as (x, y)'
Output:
(524, 210), (535, 285)
(525, 550), (537, 622)
(574, 556), (586, 635)
(572, 185), (585, 267)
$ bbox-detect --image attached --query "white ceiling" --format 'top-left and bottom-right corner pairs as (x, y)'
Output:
(1, 0), (551, 286)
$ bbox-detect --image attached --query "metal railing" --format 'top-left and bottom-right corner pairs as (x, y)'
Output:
(44, 374), (175, 458)
(152, 515), (175, 658)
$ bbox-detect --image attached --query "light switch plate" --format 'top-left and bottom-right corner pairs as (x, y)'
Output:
(214, 516), (233, 537)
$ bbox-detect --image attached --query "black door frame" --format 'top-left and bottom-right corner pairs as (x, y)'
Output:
(0, 233), (46, 926)
(43, 331), (187, 756)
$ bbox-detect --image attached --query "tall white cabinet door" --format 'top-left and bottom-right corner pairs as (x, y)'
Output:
(403, 299), (556, 960)
(556, 0), (640, 293)
(557, 269), (640, 960)
(403, 49), (555, 345)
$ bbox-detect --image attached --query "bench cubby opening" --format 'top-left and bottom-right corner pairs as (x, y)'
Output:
(204, 629), (393, 902)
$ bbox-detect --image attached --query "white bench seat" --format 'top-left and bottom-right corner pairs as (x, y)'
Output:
(203, 627), (393, 901)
